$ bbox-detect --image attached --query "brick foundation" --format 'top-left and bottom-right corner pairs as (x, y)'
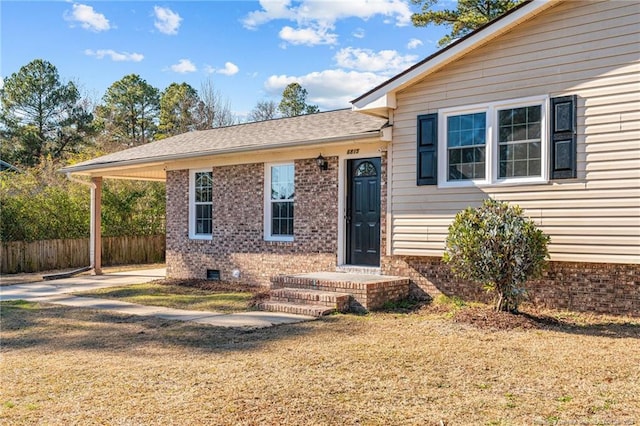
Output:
(382, 256), (640, 316)
(166, 156), (339, 285)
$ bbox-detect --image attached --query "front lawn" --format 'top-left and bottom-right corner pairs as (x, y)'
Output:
(1, 295), (638, 425)
(74, 280), (262, 313)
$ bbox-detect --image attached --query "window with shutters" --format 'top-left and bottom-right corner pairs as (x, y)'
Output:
(430, 95), (568, 187)
(189, 169), (213, 240)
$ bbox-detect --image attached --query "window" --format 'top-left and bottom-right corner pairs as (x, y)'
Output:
(436, 96), (551, 187)
(447, 112), (486, 181)
(189, 169), (213, 239)
(498, 105), (541, 178)
(264, 163), (294, 241)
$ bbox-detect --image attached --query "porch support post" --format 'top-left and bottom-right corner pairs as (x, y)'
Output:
(90, 176), (102, 275)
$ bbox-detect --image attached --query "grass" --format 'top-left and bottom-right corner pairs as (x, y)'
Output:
(73, 281), (257, 313)
(1, 292), (639, 425)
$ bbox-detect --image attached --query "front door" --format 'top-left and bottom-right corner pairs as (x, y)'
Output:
(347, 158), (381, 266)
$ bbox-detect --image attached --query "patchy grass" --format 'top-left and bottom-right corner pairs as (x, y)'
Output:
(73, 280), (259, 313)
(1, 297), (638, 425)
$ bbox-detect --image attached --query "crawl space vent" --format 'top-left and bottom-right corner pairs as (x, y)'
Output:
(206, 269), (221, 281)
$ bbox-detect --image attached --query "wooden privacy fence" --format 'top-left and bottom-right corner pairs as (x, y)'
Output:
(1, 235), (165, 274)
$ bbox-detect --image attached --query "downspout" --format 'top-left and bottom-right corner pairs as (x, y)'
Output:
(65, 173), (100, 274)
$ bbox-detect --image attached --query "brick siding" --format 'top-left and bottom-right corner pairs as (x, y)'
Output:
(166, 156), (339, 285)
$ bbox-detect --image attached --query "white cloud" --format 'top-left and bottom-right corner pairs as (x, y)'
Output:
(264, 69), (388, 110)
(279, 26), (337, 46)
(204, 62), (240, 76)
(334, 47), (417, 74)
(243, 0), (295, 29)
(218, 62), (239, 76)
(84, 49), (144, 62)
(352, 28), (366, 39)
(243, 0), (411, 46)
(154, 6), (182, 35)
(64, 4), (111, 32)
(244, 0), (411, 29)
(170, 59), (197, 73)
(407, 38), (423, 49)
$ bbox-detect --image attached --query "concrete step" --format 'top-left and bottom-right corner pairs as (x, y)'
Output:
(335, 265), (382, 275)
(270, 288), (351, 311)
(258, 301), (336, 317)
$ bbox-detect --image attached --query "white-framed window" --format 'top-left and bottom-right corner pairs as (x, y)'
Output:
(437, 96), (548, 187)
(189, 169), (213, 240)
(264, 163), (294, 241)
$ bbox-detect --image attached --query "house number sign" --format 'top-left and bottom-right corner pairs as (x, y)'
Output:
(347, 149), (360, 155)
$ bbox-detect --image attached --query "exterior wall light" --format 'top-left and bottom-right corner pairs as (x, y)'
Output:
(316, 154), (328, 171)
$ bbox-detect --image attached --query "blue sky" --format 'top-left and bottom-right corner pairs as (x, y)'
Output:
(1, 1), (450, 118)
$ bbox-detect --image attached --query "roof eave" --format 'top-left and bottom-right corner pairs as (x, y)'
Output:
(351, 0), (558, 114)
(59, 130), (383, 175)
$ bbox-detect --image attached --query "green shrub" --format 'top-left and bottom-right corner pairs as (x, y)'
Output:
(0, 158), (165, 241)
(443, 199), (550, 312)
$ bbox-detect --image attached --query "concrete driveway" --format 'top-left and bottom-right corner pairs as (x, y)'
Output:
(0, 268), (314, 328)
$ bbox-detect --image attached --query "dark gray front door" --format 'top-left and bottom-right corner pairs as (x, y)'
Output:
(347, 158), (381, 266)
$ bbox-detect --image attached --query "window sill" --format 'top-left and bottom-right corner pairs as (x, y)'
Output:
(264, 236), (294, 243)
(189, 234), (213, 241)
(437, 178), (550, 189)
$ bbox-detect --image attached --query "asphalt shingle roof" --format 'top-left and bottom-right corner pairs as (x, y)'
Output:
(62, 109), (387, 173)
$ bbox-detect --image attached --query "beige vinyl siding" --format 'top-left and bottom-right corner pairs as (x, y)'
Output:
(390, 0), (640, 264)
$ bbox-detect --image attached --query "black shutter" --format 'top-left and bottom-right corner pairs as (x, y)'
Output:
(417, 113), (438, 185)
(550, 95), (577, 179)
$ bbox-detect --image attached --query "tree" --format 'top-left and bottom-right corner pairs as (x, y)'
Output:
(411, 0), (523, 46)
(277, 82), (319, 118)
(102, 180), (165, 237)
(98, 74), (160, 146)
(0, 156), (166, 242)
(0, 158), (89, 242)
(248, 99), (278, 122)
(0, 59), (95, 166)
(157, 82), (199, 138)
(194, 79), (236, 129)
(443, 199), (549, 312)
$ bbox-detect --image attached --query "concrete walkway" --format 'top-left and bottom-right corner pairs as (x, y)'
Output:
(0, 268), (315, 328)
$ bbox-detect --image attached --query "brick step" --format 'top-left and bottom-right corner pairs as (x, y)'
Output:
(270, 288), (351, 311)
(271, 272), (411, 311)
(258, 301), (336, 317)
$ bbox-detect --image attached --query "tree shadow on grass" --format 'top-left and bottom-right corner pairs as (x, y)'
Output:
(422, 301), (640, 339)
(516, 311), (640, 339)
(0, 301), (342, 354)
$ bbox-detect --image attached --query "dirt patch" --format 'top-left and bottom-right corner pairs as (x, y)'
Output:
(450, 306), (560, 330)
(418, 301), (639, 336)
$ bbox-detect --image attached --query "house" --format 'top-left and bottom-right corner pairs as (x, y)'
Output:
(61, 0), (639, 315)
